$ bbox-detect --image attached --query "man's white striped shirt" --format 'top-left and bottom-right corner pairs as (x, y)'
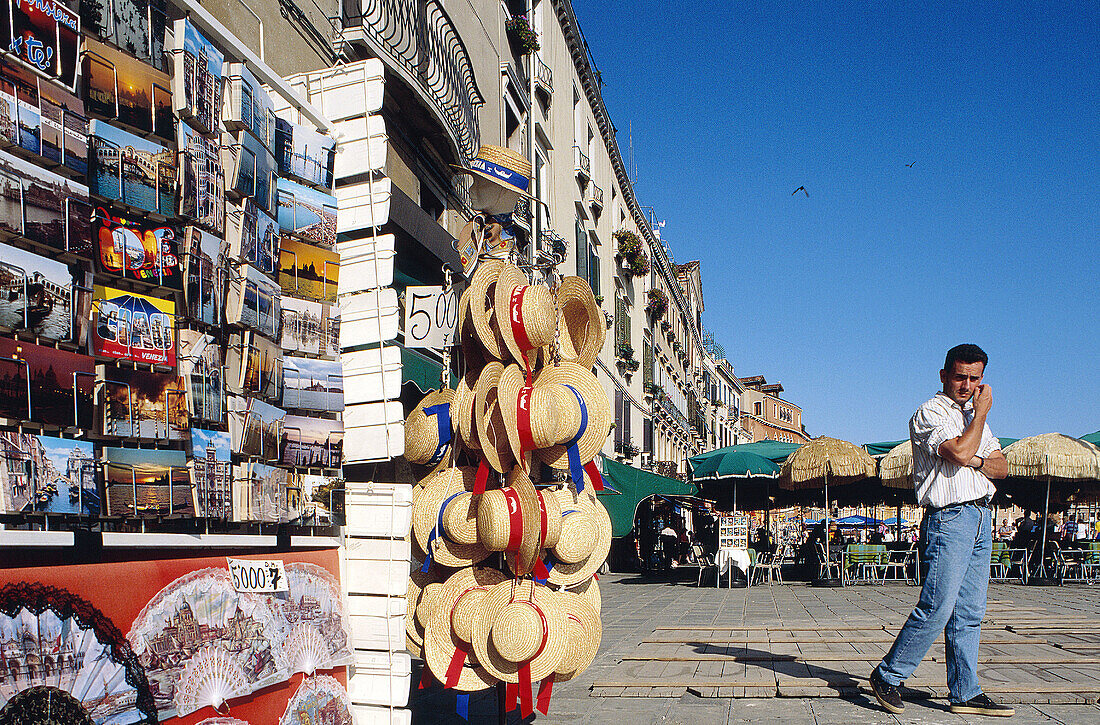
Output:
(910, 392), (1000, 509)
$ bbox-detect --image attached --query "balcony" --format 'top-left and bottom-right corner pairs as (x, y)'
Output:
(655, 392), (689, 432)
(534, 55), (552, 100)
(589, 182), (603, 212)
(573, 145), (590, 182)
(339, 0), (484, 161)
(510, 197), (531, 233)
(652, 460), (679, 479)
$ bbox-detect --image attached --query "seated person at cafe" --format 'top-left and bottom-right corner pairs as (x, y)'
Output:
(751, 527), (775, 555)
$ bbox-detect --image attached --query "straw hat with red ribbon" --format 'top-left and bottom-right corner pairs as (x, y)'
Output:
(568, 574), (601, 614)
(404, 389), (456, 472)
(549, 589), (601, 682)
(470, 579), (567, 717)
(476, 466), (543, 577)
(451, 369), (480, 451)
(473, 362), (514, 474)
(551, 276), (604, 370)
(424, 566), (508, 691)
(412, 466), (492, 570)
(541, 482), (612, 587)
(494, 263), (556, 372)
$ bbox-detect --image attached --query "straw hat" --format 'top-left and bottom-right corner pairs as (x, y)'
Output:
(411, 466), (491, 568)
(476, 466), (542, 577)
(550, 589), (601, 682)
(406, 566), (440, 654)
(494, 263), (556, 370)
(404, 389), (456, 471)
(470, 579), (567, 684)
(544, 483), (612, 587)
(451, 145), (536, 201)
(551, 276), (605, 370)
(452, 370), (480, 451)
(456, 288), (490, 372)
(568, 575), (601, 614)
(498, 364), (592, 466)
(473, 362), (514, 474)
(501, 362), (610, 474)
(467, 260), (507, 360)
(424, 567), (508, 691)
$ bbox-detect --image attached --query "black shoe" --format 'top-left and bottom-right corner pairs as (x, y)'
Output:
(950, 693), (1015, 717)
(868, 669), (904, 714)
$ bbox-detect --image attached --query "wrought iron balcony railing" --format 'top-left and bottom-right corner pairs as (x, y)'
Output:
(339, 0), (484, 161)
(653, 460), (678, 479)
(573, 145), (590, 180)
(656, 392), (689, 432)
(589, 182), (603, 210)
(535, 55), (552, 98)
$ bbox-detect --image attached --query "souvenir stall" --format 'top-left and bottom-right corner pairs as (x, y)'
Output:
(402, 145), (614, 720)
(0, 0), (365, 721)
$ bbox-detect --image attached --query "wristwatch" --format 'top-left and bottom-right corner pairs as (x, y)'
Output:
(974, 456), (985, 471)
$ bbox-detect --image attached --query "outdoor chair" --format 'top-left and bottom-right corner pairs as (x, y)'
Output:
(1086, 542), (1100, 581)
(845, 544), (881, 584)
(752, 549), (783, 585)
(1002, 547), (1029, 584)
(690, 544), (718, 587)
(877, 545), (910, 582)
(990, 541), (1009, 580)
(1055, 549), (1085, 582)
(746, 548), (758, 587)
(816, 542), (845, 583)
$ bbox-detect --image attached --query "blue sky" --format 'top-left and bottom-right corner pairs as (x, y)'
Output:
(572, 1), (1099, 443)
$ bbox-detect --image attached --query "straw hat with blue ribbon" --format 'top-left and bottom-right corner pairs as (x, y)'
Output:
(404, 389), (456, 473)
(412, 466), (491, 570)
(451, 145), (538, 203)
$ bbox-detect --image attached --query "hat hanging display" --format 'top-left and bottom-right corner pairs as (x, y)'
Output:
(424, 567), (508, 692)
(470, 579), (567, 687)
(451, 145), (539, 216)
(533, 363), (611, 485)
(543, 482), (612, 587)
(476, 466), (542, 577)
(451, 370), (480, 451)
(551, 276), (605, 370)
(494, 263), (555, 371)
(549, 589), (601, 683)
(466, 260), (507, 360)
(568, 574), (601, 614)
(404, 389), (456, 471)
(412, 466), (491, 570)
(456, 288), (489, 372)
(406, 567), (441, 657)
(473, 362), (514, 474)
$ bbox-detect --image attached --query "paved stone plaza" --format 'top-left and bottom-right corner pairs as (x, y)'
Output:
(410, 572), (1100, 723)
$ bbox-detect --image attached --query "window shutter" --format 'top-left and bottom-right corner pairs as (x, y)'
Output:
(615, 296), (626, 348)
(588, 247), (600, 297)
(614, 388), (624, 446)
(643, 418), (653, 453)
(575, 217), (587, 278)
(643, 340), (653, 386)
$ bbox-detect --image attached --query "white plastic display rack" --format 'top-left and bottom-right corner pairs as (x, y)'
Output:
(348, 650), (411, 708)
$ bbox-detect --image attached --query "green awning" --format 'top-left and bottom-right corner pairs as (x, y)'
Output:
(401, 346), (453, 393)
(596, 456), (698, 537)
(864, 440), (908, 458)
(1082, 431), (1100, 445)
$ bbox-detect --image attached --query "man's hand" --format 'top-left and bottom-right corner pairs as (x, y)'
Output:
(972, 384), (992, 417)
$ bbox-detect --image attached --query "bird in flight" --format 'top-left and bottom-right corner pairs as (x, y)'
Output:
(792, 186), (808, 197)
(906, 161), (916, 168)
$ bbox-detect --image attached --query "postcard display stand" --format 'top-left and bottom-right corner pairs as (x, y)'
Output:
(273, 59), (410, 723)
(0, 3), (372, 722)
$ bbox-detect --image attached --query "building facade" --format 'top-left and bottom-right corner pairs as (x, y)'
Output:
(738, 375), (810, 444)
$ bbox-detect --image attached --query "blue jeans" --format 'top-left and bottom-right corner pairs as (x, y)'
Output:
(876, 503), (992, 703)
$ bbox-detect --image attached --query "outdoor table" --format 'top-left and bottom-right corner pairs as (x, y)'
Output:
(715, 547), (751, 588)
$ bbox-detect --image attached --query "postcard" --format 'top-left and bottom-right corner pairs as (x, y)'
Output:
(276, 177), (337, 249)
(173, 18), (223, 135)
(178, 329), (224, 425)
(82, 37), (173, 142)
(227, 395), (284, 460)
(5, 0), (79, 90)
(232, 460), (287, 522)
(226, 330), (282, 401)
(99, 366), (187, 440)
(222, 128), (276, 215)
(0, 61), (88, 172)
(178, 125), (225, 232)
(0, 241), (74, 341)
(93, 210), (182, 287)
(0, 149), (92, 255)
(91, 284), (175, 366)
(88, 119), (175, 215)
(223, 62), (274, 150)
(279, 414), (342, 469)
(104, 446), (192, 517)
(181, 226), (227, 325)
(278, 237), (338, 304)
(282, 356), (343, 412)
(280, 295), (331, 357)
(190, 427), (231, 518)
(0, 432), (98, 515)
(227, 262), (282, 339)
(274, 118), (335, 190)
(227, 198), (279, 275)
(0, 337), (94, 428)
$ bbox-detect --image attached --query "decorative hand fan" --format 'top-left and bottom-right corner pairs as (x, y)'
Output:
(278, 676), (352, 725)
(127, 568), (289, 719)
(195, 719), (251, 725)
(0, 582), (157, 725)
(264, 564), (353, 675)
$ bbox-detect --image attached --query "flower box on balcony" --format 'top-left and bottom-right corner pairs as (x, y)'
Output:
(506, 15), (540, 54)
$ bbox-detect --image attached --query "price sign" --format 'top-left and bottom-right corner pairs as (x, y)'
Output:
(227, 558), (289, 593)
(403, 286), (458, 350)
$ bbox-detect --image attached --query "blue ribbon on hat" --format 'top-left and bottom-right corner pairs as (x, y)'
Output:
(423, 403), (453, 467)
(456, 693), (469, 720)
(422, 490), (464, 573)
(563, 385), (589, 492)
(469, 157), (530, 192)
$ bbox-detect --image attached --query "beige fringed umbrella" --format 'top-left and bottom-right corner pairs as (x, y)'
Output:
(1003, 433), (1100, 580)
(880, 441), (914, 489)
(779, 437), (877, 578)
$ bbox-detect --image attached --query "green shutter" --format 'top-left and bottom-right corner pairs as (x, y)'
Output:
(643, 341), (653, 386)
(615, 296), (626, 348)
(588, 248), (600, 297)
(575, 217), (587, 278)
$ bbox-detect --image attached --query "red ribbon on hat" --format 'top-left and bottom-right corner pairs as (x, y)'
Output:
(516, 384), (535, 455)
(473, 459), (490, 495)
(444, 646), (467, 688)
(532, 492), (550, 581)
(583, 460), (605, 491)
(505, 683), (518, 711)
(418, 668), (432, 689)
(510, 286), (535, 379)
(503, 488), (523, 553)
(516, 601), (550, 718)
(537, 677), (554, 715)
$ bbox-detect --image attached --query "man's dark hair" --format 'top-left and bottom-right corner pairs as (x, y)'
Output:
(944, 343), (988, 372)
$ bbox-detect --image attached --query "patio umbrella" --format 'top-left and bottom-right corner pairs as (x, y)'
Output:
(779, 437), (876, 582)
(880, 441), (914, 541)
(690, 449), (780, 513)
(1003, 433), (1100, 581)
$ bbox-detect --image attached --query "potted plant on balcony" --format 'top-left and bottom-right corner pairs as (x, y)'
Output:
(622, 442), (640, 460)
(644, 288), (668, 318)
(593, 294), (604, 306)
(616, 341), (634, 361)
(644, 382), (663, 400)
(505, 14), (540, 54)
(660, 319), (671, 332)
(613, 229), (650, 278)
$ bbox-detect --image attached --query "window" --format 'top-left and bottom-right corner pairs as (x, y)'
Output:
(643, 418), (653, 454)
(614, 294), (629, 348)
(575, 216), (586, 278)
(614, 388), (623, 447)
(754, 401), (762, 416)
(588, 244), (600, 297)
(642, 334), (653, 387)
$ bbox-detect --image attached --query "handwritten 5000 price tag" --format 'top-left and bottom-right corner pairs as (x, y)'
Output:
(404, 286), (458, 350)
(227, 558), (289, 593)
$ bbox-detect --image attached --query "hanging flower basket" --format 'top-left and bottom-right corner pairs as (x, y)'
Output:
(616, 342), (635, 361)
(644, 288), (668, 317)
(506, 15), (540, 54)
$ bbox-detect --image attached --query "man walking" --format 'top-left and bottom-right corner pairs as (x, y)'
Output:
(869, 344), (1013, 716)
